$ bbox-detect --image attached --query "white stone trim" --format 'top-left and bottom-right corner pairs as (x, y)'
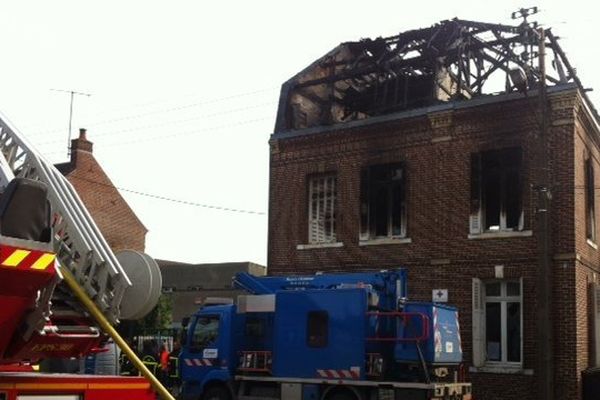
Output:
(359, 237), (412, 246)
(469, 366), (533, 375)
(297, 242), (344, 250)
(468, 230), (532, 240)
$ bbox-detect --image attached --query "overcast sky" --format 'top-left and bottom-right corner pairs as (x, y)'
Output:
(0, 0), (596, 266)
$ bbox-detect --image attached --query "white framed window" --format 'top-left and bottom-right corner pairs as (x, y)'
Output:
(470, 147), (523, 234)
(585, 157), (596, 243)
(360, 163), (407, 240)
(472, 278), (523, 368)
(308, 174), (337, 244)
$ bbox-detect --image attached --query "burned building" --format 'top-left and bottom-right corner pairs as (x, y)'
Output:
(268, 17), (600, 400)
(275, 18), (581, 132)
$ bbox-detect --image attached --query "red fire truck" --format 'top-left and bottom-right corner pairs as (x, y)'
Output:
(0, 114), (168, 400)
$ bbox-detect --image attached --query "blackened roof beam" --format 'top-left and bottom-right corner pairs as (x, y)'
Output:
(276, 17), (592, 132)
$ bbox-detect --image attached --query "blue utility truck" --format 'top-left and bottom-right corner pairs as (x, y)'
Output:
(179, 269), (471, 400)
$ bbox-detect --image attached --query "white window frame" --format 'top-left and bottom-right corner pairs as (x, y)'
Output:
(308, 174), (337, 244)
(472, 278), (523, 369)
(585, 157), (596, 243)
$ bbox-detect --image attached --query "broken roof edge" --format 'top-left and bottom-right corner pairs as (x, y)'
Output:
(340, 18), (520, 47)
(274, 44), (344, 133)
(271, 82), (580, 141)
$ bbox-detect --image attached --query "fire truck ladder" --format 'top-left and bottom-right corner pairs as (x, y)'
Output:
(0, 113), (174, 400)
(0, 113), (131, 328)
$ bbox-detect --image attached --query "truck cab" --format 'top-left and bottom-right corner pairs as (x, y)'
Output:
(180, 302), (239, 400)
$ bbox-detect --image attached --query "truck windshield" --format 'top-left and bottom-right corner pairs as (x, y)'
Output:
(190, 316), (220, 351)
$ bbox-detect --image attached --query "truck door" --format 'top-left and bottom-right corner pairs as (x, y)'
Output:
(181, 314), (222, 383)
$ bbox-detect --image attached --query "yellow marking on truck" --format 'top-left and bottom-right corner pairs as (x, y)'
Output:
(88, 383), (151, 390)
(0, 383), (15, 389)
(30, 253), (56, 270)
(15, 383), (87, 390)
(2, 249), (30, 267)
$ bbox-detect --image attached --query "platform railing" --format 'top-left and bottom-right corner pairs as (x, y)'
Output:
(238, 351), (272, 373)
(366, 311), (430, 342)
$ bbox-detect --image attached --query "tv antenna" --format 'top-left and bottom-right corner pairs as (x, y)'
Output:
(50, 88), (92, 157)
(511, 6), (540, 27)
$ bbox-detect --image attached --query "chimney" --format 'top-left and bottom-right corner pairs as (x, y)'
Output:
(70, 128), (94, 154)
(68, 128), (94, 165)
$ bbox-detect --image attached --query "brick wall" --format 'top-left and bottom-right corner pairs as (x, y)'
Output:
(56, 129), (147, 252)
(572, 92), (600, 397)
(267, 87), (596, 400)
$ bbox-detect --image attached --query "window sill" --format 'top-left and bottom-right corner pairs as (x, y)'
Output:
(297, 242), (344, 250)
(359, 237), (412, 246)
(469, 365), (533, 375)
(468, 230), (532, 240)
(587, 239), (598, 250)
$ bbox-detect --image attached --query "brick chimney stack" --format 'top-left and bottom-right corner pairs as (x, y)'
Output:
(71, 128), (94, 154)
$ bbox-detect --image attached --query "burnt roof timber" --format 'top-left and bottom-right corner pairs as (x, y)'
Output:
(451, 18), (521, 33)
(273, 83), (579, 140)
(295, 36), (524, 89)
(377, 18), (520, 46)
(546, 29), (598, 119)
(276, 18), (599, 133)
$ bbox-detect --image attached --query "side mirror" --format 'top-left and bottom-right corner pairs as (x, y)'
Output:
(181, 317), (190, 328)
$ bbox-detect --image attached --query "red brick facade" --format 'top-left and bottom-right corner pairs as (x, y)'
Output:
(267, 86), (599, 399)
(56, 129), (147, 252)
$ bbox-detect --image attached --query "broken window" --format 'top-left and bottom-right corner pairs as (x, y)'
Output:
(308, 174), (337, 244)
(586, 157), (596, 242)
(360, 163), (406, 240)
(470, 148), (523, 233)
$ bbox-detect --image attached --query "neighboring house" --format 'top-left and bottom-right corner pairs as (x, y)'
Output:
(157, 260), (266, 327)
(56, 128), (147, 252)
(268, 19), (600, 400)
(55, 130), (266, 332)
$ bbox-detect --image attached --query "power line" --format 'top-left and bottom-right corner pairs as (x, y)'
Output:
(68, 175), (266, 216)
(40, 115), (272, 155)
(101, 117), (271, 147)
(34, 101), (275, 146)
(28, 86), (278, 137)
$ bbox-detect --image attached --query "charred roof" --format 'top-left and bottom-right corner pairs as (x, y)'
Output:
(274, 18), (592, 133)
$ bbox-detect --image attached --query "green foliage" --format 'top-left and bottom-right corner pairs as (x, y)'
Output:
(124, 294), (173, 336)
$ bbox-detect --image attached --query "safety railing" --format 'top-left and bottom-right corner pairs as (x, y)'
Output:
(366, 311), (430, 342)
(238, 351), (272, 373)
(366, 353), (384, 377)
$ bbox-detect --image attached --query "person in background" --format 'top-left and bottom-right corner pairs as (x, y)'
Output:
(141, 340), (158, 376)
(168, 340), (181, 394)
(159, 341), (170, 384)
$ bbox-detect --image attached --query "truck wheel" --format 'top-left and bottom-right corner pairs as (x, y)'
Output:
(202, 385), (231, 400)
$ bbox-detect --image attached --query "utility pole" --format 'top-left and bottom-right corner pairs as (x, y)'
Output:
(511, 9), (554, 398)
(535, 27), (554, 400)
(50, 89), (91, 157)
